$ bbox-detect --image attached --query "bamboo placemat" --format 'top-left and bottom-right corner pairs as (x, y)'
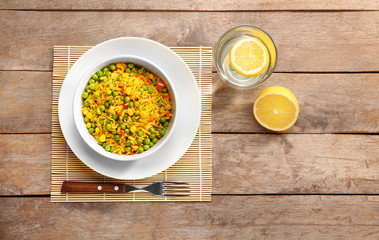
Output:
(51, 46), (212, 202)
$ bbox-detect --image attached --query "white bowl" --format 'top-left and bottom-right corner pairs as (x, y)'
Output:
(73, 55), (177, 161)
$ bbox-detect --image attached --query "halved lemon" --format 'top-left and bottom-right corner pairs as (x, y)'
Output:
(229, 37), (269, 77)
(253, 86), (299, 131)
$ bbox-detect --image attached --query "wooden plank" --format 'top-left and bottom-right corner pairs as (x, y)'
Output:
(0, 134), (50, 195)
(0, 11), (378, 72)
(1, 0), (378, 10)
(212, 134), (379, 194)
(1, 196), (378, 239)
(0, 71), (51, 133)
(213, 73), (379, 133)
(1, 134), (377, 195)
(2, 72), (378, 134)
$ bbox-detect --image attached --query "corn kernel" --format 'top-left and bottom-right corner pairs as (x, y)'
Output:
(165, 104), (172, 110)
(86, 123), (91, 129)
(99, 134), (106, 142)
(127, 108), (134, 116)
(130, 126), (137, 133)
(95, 127), (99, 134)
(140, 111), (148, 118)
(126, 87), (132, 95)
(86, 112), (93, 119)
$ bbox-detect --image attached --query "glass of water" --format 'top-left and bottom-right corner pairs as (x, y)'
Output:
(215, 25), (277, 88)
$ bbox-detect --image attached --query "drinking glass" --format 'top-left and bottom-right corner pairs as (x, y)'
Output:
(215, 25), (277, 88)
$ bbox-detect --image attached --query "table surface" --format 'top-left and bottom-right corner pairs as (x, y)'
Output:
(0, 1), (378, 239)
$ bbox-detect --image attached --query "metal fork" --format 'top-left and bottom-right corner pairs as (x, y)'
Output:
(126, 181), (190, 197)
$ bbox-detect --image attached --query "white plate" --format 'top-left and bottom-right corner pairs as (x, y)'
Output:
(58, 37), (201, 180)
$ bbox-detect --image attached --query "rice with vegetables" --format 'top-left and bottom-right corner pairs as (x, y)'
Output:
(81, 62), (172, 155)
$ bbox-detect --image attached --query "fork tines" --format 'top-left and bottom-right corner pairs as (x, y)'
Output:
(162, 182), (190, 197)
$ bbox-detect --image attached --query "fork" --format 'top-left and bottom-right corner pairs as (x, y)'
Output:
(61, 180), (190, 197)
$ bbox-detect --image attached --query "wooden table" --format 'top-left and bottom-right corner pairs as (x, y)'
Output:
(1, 1), (378, 239)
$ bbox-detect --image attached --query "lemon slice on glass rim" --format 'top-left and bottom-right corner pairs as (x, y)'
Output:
(253, 86), (299, 131)
(229, 37), (269, 77)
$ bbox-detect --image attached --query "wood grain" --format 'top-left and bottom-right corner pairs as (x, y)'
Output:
(0, 11), (378, 72)
(1, 0), (378, 10)
(0, 134), (50, 195)
(2, 72), (378, 134)
(1, 134), (378, 195)
(1, 196), (378, 239)
(0, 71), (51, 133)
(213, 73), (379, 133)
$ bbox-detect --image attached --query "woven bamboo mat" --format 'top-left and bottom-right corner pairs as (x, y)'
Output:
(51, 46), (212, 202)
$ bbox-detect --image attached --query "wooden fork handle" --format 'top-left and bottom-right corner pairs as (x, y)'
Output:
(61, 181), (124, 193)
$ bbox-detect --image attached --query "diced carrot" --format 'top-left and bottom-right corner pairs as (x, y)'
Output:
(162, 94), (170, 99)
(156, 82), (165, 91)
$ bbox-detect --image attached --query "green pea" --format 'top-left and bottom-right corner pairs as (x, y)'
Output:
(149, 142), (154, 147)
(107, 119), (112, 123)
(84, 101), (90, 107)
(96, 70), (103, 77)
(105, 145), (111, 152)
(131, 116), (137, 122)
(149, 133), (156, 140)
(85, 85), (90, 91)
(111, 114), (117, 121)
(103, 67), (109, 72)
(103, 143), (107, 148)
(109, 99), (115, 105)
(98, 141), (102, 145)
(90, 122), (95, 128)
(89, 83), (96, 90)
(84, 117), (90, 123)
(126, 124), (130, 129)
(99, 120), (104, 125)
(99, 105), (105, 112)
(143, 145), (150, 151)
(125, 97), (130, 102)
(164, 122), (169, 127)
(129, 102), (134, 107)
(137, 147), (144, 153)
(138, 88), (144, 93)
(106, 124), (111, 130)
(126, 140), (132, 147)
(138, 69), (144, 74)
(93, 92), (100, 98)
(137, 130), (143, 137)
(128, 63), (134, 69)
(160, 130), (165, 136)
(134, 101), (140, 107)
(106, 89), (112, 96)
(137, 139), (143, 144)
(148, 87), (153, 94)
(82, 92), (89, 99)
(93, 109), (97, 115)
(88, 128), (95, 134)
(89, 79), (95, 84)
(110, 64), (116, 71)
(117, 120), (123, 125)
(100, 76), (107, 81)
(110, 146), (115, 152)
(120, 124), (126, 129)
(152, 80), (157, 86)
(117, 76), (122, 81)
(125, 68), (131, 73)
(162, 87), (168, 93)
(142, 85), (148, 91)
(125, 146), (131, 152)
(123, 115), (129, 120)
(113, 91), (119, 97)
(112, 131), (117, 135)
(92, 74), (99, 80)
(114, 135), (120, 141)
(120, 96), (124, 101)
(152, 138), (158, 144)
(149, 127), (155, 133)
(132, 69), (137, 74)
(144, 138), (151, 145)
(104, 102), (110, 108)
(160, 117), (166, 123)
(131, 132), (136, 137)
(106, 71), (112, 77)
(124, 129), (130, 134)
(135, 111), (140, 116)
